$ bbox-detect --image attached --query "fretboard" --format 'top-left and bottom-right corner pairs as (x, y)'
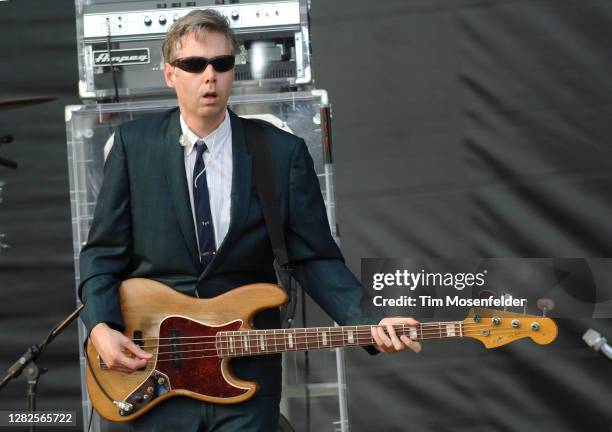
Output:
(216, 322), (463, 358)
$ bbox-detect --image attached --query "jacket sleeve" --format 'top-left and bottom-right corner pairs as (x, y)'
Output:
(286, 139), (385, 354)
(78, 127), (132, 334)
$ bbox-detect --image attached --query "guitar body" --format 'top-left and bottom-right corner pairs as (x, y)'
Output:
(85, 278), (287, 422)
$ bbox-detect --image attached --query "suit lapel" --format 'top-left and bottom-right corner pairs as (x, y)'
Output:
(200, 109), (252, 279)
(163, 108), (201, 269)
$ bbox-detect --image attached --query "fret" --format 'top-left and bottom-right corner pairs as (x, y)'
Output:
(306, 328), (316, 350)
(229, 332), (235, 354)
(216, 334), (224, 357)
(368, 325), (375, 345)
(276, 329), (286, 353)
(355, 325), (368, 346)
(242, 333), (251, 353)
(418, 324), (423, 341)
(239, 331), (247, 356)
(459, 322), (463, 338)
(300, 329), (308, 350)
(330, 327), (342, 349)
(265, 331), (277, 354)
(341, 326), (349, 348)
(295, 329), (308, 351)
(267, 330), (275, 354)
(243, 331), (252, 354)
(230, 332), (238, 356)
(308, 328), (317, 350)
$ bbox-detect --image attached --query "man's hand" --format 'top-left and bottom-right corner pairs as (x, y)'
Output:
(371, 317), (422, 354)
(89, 323), (152, 373)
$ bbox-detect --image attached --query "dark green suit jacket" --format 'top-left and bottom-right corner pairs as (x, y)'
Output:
(78, 107), (383, 395)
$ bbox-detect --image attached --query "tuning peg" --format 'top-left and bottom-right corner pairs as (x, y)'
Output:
(537, 298), (555, 317)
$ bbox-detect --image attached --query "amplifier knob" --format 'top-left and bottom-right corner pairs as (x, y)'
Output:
(144, 16), (152, 26)
(159, 15), (167, 25)
(231, 11), (239, 20)
(173, 14), (179, 22)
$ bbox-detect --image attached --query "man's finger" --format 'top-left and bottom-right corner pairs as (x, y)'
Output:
(410, 341), (422, 353)
(124, 340), (152, 360)
(377, 326), (394, 350)
(386, 324), (405, 351)
(119, 352), (149, 371)
(371, 326), (387, 352)
(402, 336), (422, 353)
(371, 326), (391, 353)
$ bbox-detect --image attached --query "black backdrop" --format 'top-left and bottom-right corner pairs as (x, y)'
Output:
(1, 0), (611, 431)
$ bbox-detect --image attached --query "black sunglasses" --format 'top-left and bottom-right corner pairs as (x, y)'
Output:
(170, 55), (235, 73)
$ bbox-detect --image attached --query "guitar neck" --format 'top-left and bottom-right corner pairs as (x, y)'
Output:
(216, 321), (464, 357)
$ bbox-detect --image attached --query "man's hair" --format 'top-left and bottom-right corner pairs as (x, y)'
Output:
(162, 9), (240, 63)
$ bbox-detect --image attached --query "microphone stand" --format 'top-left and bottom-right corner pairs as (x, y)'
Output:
(0, 304), (84, 432)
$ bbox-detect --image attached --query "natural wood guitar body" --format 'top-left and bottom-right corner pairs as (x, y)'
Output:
(85, 278), (287, 422)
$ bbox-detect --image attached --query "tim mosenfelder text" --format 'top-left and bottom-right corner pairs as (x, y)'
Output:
(370, 269), (527, 308)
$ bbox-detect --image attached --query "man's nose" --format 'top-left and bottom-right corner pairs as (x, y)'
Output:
(201, 64), (216, 82)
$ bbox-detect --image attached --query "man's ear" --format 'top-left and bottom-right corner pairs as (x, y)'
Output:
(163, 63), (176, 88)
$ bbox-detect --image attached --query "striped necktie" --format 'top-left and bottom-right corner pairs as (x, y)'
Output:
(193, 141), (216, 268)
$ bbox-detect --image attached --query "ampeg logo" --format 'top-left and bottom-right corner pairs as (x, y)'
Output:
(93, 48), (150, 67)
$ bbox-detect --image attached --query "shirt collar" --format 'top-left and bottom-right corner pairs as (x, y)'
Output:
(179, 109), (230, 157)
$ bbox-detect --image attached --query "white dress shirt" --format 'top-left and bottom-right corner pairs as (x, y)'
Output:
(180, 110), (233, 251)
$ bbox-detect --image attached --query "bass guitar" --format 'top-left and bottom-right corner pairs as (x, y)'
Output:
(85, 278), (557, 421)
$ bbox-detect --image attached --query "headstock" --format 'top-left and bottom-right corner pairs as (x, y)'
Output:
(462, 308), (557, 349)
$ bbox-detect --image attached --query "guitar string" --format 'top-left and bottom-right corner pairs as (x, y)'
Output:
(136, 323), (543, 349)
(143, 329), (525, 357)
(99, 330), (529, 372)
(100, 328), (537, 368)
(98, 328), (539, 368)
(128, 321), (535, 343)
(148, 328), (538, 354)
(138, 324), (524, 350)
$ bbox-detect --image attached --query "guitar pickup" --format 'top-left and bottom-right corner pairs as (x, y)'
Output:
(133, 330), (144, 348)
(170, 328), (181, 369)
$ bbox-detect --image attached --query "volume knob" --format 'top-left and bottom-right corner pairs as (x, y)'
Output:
(144, 16), (152, 26)
(159, 15), (167, 25)
(231, 11), (239, 20)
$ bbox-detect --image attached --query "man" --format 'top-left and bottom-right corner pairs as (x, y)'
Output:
(79, 9), (421, 432)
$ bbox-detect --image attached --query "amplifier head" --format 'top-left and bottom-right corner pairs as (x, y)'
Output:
(76, 0), (312, 99)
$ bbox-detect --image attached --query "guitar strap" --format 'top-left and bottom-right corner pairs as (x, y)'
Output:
(241, 118), (297, 328)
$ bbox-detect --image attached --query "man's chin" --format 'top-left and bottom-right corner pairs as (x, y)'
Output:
(196, 105), (225, 119)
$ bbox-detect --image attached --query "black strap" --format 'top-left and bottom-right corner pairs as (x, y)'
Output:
(241, 118), (297, 326)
